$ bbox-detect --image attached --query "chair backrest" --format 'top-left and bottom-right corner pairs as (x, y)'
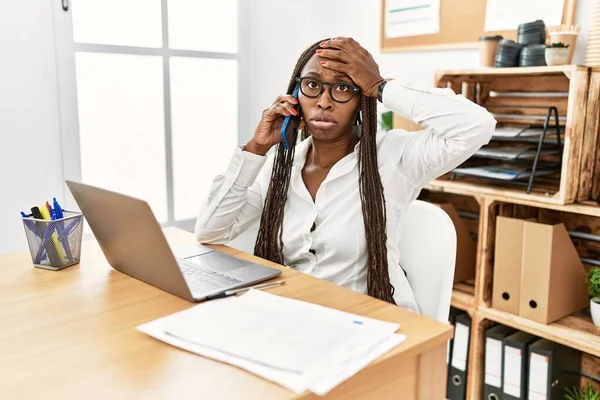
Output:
(226, 221), (260, 255)
(398, 200), (457, 322)
(226, 200), (457, 322)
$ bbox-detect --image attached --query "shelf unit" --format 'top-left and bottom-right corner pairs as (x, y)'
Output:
(418, 192), (600, 400)
(478, 306), (600, 358)
(431, 65), (600, 205)
(407, 66), (600, 400)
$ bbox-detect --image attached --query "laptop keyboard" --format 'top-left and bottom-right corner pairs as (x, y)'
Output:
(177, 258), (242, 289)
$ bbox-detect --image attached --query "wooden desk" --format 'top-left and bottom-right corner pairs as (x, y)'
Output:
(0, 228), (452, 399)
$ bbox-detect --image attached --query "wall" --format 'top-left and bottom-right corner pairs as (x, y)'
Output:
(0, 0), (64, 254)
(0, 0), (592, 254)
(240, 0), (592, 142)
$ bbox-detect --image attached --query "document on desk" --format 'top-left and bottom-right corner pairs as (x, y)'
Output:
(137, 290), (407, 395)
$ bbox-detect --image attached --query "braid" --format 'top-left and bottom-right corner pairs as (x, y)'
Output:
(253, 42), (317, 263)
(357, 95), (395, 303)
(254, 40), (395, 304)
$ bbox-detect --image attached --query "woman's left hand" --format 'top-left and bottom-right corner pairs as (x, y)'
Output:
(317, 37), (385, 98)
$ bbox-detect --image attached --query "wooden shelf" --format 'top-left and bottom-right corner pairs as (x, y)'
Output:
(426, 179), (563, 205)
(451, 282), (476, 313)
(426, 180), (600, 216)
(436, 65), (585, 79)
(478, 306), (600, 358)
(451, 288), (475, 313)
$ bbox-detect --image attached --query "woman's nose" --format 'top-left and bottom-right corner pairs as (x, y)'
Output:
(316, 90), (334, 110)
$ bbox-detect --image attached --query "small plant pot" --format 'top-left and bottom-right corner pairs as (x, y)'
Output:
(591, 298), (600, 327)
(545, 48), (570, 66)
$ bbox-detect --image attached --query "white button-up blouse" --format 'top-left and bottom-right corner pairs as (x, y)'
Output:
(195, 79), (496, 313)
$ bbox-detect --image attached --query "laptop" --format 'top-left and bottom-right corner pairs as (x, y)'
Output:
(66, 181), (281, 302)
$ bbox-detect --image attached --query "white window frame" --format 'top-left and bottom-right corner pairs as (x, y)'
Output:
(52, 0), (249, 232)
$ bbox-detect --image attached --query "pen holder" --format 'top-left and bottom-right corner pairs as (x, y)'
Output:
(22, 211), (84, 271)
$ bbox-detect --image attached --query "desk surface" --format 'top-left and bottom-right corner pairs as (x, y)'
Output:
(0, 228), (452, 399)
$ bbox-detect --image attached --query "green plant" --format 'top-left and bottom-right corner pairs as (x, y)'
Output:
(380, 110), (393, 132)
(588, 267), (600, 299)
(565, 384), (600, 400)
(548, 42), (570, 48)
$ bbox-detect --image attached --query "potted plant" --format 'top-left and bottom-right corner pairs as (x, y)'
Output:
(565, 384), (600, 400)
(545, 42), (570, 66)
(588, 267), (600, 327)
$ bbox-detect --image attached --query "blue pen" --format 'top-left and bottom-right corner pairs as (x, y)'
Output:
(280, 85), (300, 150)
(53, 198), (64, 219)
(21, 211), (43, 241)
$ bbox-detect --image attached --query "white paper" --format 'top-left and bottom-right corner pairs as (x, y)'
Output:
(385, 0), (440, 39)
(503, 346), (523, 398)
(484, 338), (502, 387)
(528, 353), (549, 400)
(493, 127), (526, 138)
(309, 334), (406, 396)
(453, 166), (519, 180)
(485, 0), (564, 32)
(137, 290), (406, 396)
(165, 290), (399, 374)
(451, 322), (469, 371)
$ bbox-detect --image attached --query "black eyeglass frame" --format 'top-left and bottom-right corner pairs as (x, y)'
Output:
(294, 76), (361, 104)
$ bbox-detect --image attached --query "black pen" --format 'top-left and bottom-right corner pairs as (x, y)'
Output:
(206, 280), (286, 300)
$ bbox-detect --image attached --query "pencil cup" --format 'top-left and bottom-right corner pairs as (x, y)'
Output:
(22, 211), (84, 271)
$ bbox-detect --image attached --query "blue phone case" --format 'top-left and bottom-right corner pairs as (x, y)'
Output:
(280, 85), (300, 150)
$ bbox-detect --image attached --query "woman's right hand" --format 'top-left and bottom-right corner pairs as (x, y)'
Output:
(244, 94), (299, 156)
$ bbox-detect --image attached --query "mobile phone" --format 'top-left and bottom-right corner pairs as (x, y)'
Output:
(280, 85), (300, 150)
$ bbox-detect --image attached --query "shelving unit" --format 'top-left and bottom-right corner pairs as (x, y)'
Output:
(422, 193), (600, 400)
(432, 65), (600, 205)
(478, 306), (600, 358)
(408, 66), (600, 400)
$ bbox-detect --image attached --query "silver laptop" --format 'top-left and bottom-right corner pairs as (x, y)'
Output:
(66, 181), (281, 302)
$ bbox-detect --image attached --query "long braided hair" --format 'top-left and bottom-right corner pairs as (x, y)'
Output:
(253, 39), (395, 304)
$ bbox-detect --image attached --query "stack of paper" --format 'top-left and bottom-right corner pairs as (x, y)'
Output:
(452, 165), (557, 181)
(137, 290), (406, 396)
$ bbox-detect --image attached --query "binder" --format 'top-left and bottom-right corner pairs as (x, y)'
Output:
(448, 313), (471, 400)
(503, 331), (539, 400)
(446, 308), (464, 399)
(483, 324), (516, 400)
(528, 339), (581, 400)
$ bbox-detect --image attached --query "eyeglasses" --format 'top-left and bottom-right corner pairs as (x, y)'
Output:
(295, 76), (361, 103)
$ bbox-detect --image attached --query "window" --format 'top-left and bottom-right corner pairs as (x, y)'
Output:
(54, 0), (239, 231)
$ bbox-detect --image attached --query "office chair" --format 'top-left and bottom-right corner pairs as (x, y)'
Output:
(398, 200), (457, 323)
(226, 221), (260, 255)
(227, 200), (457, 323)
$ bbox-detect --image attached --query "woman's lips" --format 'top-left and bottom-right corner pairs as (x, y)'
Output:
(310, 120), (338, 129)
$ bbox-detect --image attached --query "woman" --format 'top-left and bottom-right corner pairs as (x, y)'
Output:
(195, 37), (495, 312)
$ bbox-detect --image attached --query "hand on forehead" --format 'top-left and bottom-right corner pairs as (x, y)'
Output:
(300, 53), (355, 84)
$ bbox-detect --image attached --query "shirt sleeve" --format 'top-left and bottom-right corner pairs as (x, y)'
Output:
(194, 146), (272, 244)
(381, 79), (497, 187)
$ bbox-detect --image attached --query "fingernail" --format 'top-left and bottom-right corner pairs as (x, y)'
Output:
(320, 41), (326, 46)
(291, 109), (298, 115)
(320, 61), (326, 65)
(315, 49), (323, 54)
